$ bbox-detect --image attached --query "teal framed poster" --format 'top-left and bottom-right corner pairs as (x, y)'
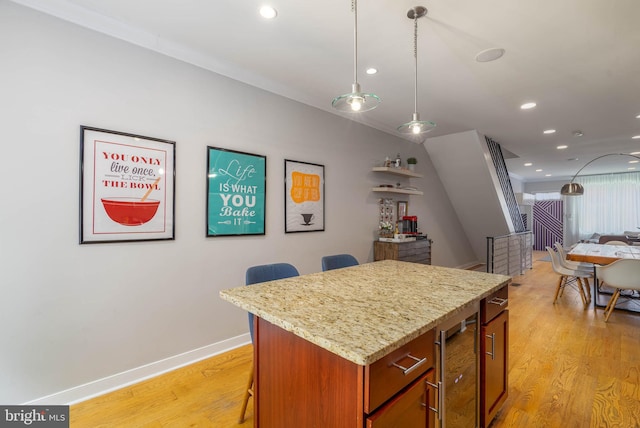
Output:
(207, 147), (266, 236)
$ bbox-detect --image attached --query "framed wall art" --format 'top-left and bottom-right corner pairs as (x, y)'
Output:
(80, 126), (176, 244)
(397, 200), (408, 219)
(284, 159), (324, 233)
(207, 146), (266, 237)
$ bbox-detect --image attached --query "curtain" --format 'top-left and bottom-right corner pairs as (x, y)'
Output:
(564, 172), (640, 243)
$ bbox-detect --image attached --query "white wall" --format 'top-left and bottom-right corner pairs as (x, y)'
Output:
(424, 131), (512, 262)
(509, 175), (524, 193)
(0, 2), (474, 404)
(524, 180), (567, 194)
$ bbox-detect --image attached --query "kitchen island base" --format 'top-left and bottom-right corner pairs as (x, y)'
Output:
(255, 317), (437, 427)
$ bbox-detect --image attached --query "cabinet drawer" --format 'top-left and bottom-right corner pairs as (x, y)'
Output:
(397, 241), (429, 254)
(364, 329), (435, 414)
(397, 247), (430, 258)
(398, 242), (431, 264)
(366, 370), (434, 428)
(481, 285), (508, 324)
(399, 253), (431, 264)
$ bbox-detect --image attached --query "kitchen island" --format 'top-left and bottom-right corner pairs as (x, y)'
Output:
(220, 260), (511, 427)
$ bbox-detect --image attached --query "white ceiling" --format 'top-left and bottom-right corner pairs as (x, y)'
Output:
(14, 0), (640, 182)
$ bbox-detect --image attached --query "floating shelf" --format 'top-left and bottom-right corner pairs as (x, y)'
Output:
(371, 167), (423, 178)
(372, 187), (424, 195)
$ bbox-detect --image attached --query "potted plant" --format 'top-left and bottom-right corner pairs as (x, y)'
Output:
(379, 221), (394, 238)
(407, 157), (417, 171)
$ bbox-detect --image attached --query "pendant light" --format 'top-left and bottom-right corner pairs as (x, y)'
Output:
(332, 0), (380, 113)
(397, 6), (435, 140)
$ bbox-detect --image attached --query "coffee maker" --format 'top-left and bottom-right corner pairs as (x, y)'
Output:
(401, 216), (418, 235)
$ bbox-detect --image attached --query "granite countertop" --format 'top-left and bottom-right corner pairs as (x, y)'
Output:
(220, 260), (511, 366)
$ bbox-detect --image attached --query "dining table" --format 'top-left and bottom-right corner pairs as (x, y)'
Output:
(568, 242), (640, 312)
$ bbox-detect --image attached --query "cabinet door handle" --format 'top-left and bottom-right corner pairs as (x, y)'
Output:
(486, 333), (495, 360)
(391, 354), (427, 375)
(489, 297), (508, 306)
(425, 380), (443, 420)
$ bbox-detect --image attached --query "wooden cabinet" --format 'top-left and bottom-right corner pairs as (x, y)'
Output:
(374, 239), (432, 265)
(366, 369), (436, 428)
(365, 329), (435, 413)
(480, 286), (509, 428)
(255, 317), (436, 427)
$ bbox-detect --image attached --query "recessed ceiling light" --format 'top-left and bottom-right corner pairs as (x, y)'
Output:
(629, 167), (637, 170)
(631, 152), (640, 155)
(475, 48), (505, 63)
(524, 162), (533, 166)
(259, 5), (277, 19)
(545, 174), (552, 177)
(633, 135), (640, 140)
(557, 145), (568, 149)
(365, 68), (378, 75)
(520, 102), (537, 110)
(629, 160), (639, 164)
(636, 114), (640, 119)
(543, 129), (556, 134)
(535, 169), (543, 172)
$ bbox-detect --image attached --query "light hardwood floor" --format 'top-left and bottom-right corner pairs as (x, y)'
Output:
(71, 253), (640, 427)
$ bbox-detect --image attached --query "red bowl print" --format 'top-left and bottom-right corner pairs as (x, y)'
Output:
(101, 198), (160, 226)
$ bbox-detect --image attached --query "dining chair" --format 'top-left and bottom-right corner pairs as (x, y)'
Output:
(553, 242), (593, 273)
(240, 263), (300, 423)
(605, 240), (629, 246)
(595, 259), (640, 321)
(546, 247), (591, 307)
(321, 254), (359, 271)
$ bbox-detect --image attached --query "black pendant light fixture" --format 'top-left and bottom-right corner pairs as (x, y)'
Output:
(332, 0), (380, 113)
(397, 6), (436, 141)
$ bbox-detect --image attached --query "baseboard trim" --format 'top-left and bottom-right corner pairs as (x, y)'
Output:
(26, 334), (250, 405)
(458, 261), (484, 270)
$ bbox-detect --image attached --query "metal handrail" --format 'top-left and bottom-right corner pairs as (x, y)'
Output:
(486, 231), (533, 275)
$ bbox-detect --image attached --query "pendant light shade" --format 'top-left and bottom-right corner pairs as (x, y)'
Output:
(398, 6), (435, 141)
(332, 0), (380, 113)
(332, 83), (380, 113)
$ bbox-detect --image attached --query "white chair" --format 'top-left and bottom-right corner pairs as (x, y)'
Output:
(546, 247), (592, 307)
(595, 259), (640, 321)
(553, 242), (593, 273)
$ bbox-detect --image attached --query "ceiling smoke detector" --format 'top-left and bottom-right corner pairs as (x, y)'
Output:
(572, 131), (584, 137)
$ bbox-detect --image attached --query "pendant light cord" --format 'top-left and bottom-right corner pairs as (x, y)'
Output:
(413, 14), (419, 114)
(352, 0), (358, 85)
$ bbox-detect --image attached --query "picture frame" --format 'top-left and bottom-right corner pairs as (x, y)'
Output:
(80, 126), (175, 244)
(284, 159), (325, 233)
(397, 200), (408, 219)
(207, 146), (266, 237)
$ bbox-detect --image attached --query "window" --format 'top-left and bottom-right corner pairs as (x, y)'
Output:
(565, 172), (640, 242)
